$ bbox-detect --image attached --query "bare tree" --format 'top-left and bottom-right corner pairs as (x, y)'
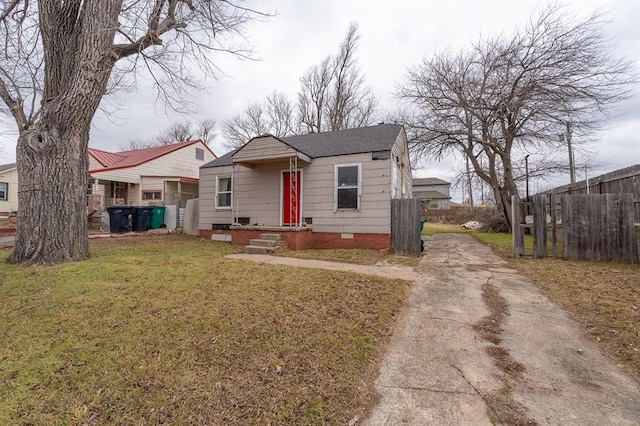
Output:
(398, 5), (635, 230)
(326, 23), (378, 131)
(121, 119), (216, 150)
(298, 23), (378, 133)
(0, 1), (266, 265)
(223, 91), (297, 149)
(298, 57), (333, 133)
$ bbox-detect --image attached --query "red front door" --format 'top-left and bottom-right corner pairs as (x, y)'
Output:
(283, 171), (301, 225)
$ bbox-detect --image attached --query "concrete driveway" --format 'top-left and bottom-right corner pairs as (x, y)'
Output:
(365, 233), (640, 425)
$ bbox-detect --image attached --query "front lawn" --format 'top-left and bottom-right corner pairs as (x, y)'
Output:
(0, 235), (408, 424)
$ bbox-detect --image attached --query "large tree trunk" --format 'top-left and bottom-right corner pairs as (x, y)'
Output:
(9, 125), (90, 265)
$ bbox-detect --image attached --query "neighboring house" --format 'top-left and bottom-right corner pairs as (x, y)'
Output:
(199, 124), (412, 250)
(0, 163), (18, 215)
(413, 177), (451, 209)
(88, 140), (216, 210)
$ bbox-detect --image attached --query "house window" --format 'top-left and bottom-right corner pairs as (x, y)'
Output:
(216, 176), (232, 209)
(335, 164), (360, 210)
(0, 182), (7, 201)
(143, 191), (162, 200)
(195, 147), (205, 161)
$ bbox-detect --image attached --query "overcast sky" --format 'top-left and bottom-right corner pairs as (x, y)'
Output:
(1, 0), (638, 201)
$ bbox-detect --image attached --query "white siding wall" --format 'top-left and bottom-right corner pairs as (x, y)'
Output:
(303, 153), (392, 234)
(88, 155), (103, 170)
(391, 132), (412, 199)
(90, 141), (215, 183)
(199, 153), (393, 234)
(0, 167), (19, 212)
(199, 165), (234, 228)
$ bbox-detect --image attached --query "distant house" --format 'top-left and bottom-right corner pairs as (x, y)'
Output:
(413, 177), (451, 209)
(199, 124), (412, 250)
(88, 140), (216, 210)
(0, 163), (18, 215)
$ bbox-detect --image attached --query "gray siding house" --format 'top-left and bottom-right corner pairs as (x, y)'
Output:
(199, 124), (412, 250)
(413, 177), (451, 209)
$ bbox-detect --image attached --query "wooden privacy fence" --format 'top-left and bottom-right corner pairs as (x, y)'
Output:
(391, 199), (421, 254)
(512, 194), (638, 263)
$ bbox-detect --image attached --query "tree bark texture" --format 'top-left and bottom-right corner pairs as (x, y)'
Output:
(7, 1), (121, 265)
(9, 127), (89, 265)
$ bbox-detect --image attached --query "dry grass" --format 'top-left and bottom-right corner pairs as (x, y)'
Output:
(473, 232), (640, 382)
(514, 259), (640, 381)
(277, 248), (384, 265)
(278, 248), (422, 269)
(0, 235), (408, 425)
(422, 222), (472, 236)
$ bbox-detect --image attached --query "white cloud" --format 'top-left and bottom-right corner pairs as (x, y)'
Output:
(2, 0), (638, 200)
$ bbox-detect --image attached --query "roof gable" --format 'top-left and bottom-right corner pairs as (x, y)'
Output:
(88, 140), (216, 173)
(232, 135), (306, 165)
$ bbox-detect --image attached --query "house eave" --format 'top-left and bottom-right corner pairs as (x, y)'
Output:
(232, 152), (312, 168)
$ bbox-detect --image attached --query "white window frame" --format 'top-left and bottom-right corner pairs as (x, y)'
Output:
(142, 190), (162, 200)
(334, 163), (361, 211)
(215, 175), (232, 209)
(0, 182), (7, 201)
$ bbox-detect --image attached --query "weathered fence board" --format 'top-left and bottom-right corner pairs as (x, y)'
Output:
(532, 194), (547, 258)
(561, 194), (638, 263)
(550, 193), (558, 258)
(391, 199), (421, 255)
(512, 195), (524, 257)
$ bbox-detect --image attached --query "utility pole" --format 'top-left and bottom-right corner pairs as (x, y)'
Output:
(559, 122), (575, 187)
(566, 122), (575, 186)
(524, 154), (530, 201)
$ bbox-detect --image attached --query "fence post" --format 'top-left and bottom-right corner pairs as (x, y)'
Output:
(550, 192), (558, 258)
(532, 194), (547, 258)
(512, 195), (524, 257)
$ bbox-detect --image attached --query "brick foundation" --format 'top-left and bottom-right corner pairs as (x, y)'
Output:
(198, 229), (228, 240)
(200, 228), (390, 251)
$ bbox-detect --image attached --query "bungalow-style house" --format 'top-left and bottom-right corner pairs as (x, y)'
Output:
(0, 162), (18, 215)
(199, 124), (412, 250)
(413, 177), (451, 209)
(88, 140), (216, 211)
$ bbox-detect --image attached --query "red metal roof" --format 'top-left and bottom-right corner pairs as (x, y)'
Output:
(88, 140), (217, 173)
(88, 149), (127, 167)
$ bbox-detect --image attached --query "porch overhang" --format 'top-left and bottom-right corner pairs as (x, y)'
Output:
(231, 152), (312, 168)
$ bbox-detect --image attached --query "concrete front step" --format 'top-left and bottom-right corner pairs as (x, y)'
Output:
(244, 245), (279, 254)
(260, 233), (282, 241)
(249, 238), (277, 247)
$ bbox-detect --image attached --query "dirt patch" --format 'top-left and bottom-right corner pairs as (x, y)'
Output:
(474, 282), (537, 425)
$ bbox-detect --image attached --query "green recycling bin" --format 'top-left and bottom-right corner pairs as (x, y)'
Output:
(150, 206), (167, 229)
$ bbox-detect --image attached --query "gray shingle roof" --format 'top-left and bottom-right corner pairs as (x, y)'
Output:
(202, 124), (403, 169)
(0, 163), (16, 173)
(413, 177), (450, 186)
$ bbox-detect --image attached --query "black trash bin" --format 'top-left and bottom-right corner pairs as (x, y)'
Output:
(107, 205), (135, 233)
(133, 206), (153, 232)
